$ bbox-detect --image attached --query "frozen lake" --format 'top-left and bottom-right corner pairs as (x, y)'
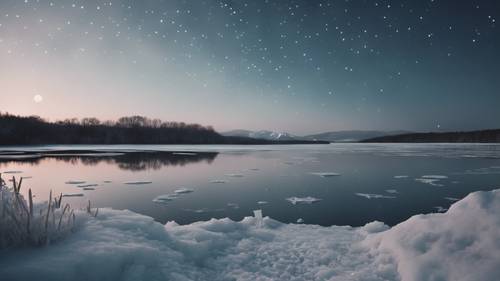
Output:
(1, 143), (500, 226)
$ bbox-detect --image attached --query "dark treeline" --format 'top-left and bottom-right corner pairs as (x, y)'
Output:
(0, 113), (327, 145)
(361, 129), (500, 143)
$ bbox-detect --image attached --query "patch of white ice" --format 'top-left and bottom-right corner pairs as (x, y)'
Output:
(65, 181), (86, 185)
(286, 196), (322, 205)
(310, 172), (341, 177)
(124, 181), (152, 185)
(174, 188), (194, 194)
(210, 180), (227, 184)
(225, 173), (244, 178)
(62, 193), (84, 197)
(77, 184), (98, 188)
(152, 194), (179, 204)
(356, 193), (396, 199)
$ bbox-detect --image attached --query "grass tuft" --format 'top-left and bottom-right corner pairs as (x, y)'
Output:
(0, 175), (99, 248)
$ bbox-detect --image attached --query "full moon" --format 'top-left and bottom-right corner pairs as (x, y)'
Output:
(33, 94), (43, 103)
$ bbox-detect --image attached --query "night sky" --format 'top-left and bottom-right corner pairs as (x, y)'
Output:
(0, 0), (499, 134)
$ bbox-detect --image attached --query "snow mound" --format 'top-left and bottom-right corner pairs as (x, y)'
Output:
(1, 189), (500, 281)
(286, 196), (322, 205)
(364, 189), (500, 281)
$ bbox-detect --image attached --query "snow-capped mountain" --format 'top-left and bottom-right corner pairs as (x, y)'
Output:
(302, 130), (412, 142)
(222, 130), (413, 142)
(221, 130), (298, 141)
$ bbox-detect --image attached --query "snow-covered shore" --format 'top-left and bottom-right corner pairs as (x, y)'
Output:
(1, 189), (499, 281)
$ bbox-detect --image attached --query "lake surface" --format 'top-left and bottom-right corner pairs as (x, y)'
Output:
(1, 144), (500, 226)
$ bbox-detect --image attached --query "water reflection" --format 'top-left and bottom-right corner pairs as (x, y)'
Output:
(0, 151), (218, 171)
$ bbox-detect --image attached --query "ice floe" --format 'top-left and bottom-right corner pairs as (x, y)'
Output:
(174, 188), (194, 194)
(444, 197), (460, 202)
(310, 172), (341, 177)
(286, 196), (322, 205)
(433, 206), (448, 212)
(463, 167), (500, 175)
(124, 181), (153, 185)
(225, 173), (244, 178)
(257, 201), (268, 205)
(227, 203), (239, 209)
(355, 193), (396, 199)
(77, 184), (98, 188)
(65, 181), (86, 185)
(152, 194), (179, 204)
(414, 175), (447, 187)
(422, 175), (448, 179)
(296, 218), (304, 223)
(62, 193), (84, 197)
(393, 175), (409, 179)
(210, 180), (227, 184)
(385, 189), (398, 194)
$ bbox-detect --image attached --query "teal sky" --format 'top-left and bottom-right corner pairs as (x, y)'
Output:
(0, 0), (499, 134)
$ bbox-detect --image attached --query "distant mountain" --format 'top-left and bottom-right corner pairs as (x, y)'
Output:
(222, 130), (298, 141)
(361, 129), (500, 143)
(223, 129), (412, 142)
(302, 130), (411, 142)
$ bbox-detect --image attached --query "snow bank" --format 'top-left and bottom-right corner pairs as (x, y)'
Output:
(364, 189), (500, 281)
(1, 189), (500, 281)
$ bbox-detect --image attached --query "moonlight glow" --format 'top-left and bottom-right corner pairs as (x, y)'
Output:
(33, 95), (43, 103)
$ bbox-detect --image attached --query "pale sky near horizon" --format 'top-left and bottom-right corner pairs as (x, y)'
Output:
(0, 0), (499, 135)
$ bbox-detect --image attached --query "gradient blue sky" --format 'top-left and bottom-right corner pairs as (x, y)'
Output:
(0, 0), (499, 134)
